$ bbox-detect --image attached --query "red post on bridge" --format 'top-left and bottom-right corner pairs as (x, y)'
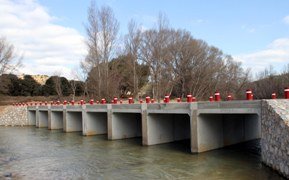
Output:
(272, 93), (276, 99)
(227, 94), (233, 101)
(89, 99), (94, 105)
(246, 89), (253, 100)
(285, 87), (289, 99)
(164, 95), (170, 103)
(209, 96), (214, 102)
(145, 96), (151, 103)
(177, 98), (181, 103)
(63, 100), (67, 105)
(187, 94), (192, 102)
(151, 99), (155, 103)
(113, 97), (118, 104)
(214, 91), (221, 101)
(128, 97), (133, 104)
(101, 98), (106, 104)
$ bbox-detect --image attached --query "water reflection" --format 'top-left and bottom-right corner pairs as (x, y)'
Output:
(0, 127), (285, 179)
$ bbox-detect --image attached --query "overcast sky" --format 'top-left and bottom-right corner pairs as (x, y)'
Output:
(1, 0), (289, 78)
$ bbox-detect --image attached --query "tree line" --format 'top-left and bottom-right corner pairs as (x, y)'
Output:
(0, 74), (84, 99)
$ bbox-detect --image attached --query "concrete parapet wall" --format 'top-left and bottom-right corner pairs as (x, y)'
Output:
(261, 100), (289, 178)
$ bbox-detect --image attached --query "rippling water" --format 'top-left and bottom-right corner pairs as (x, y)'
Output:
(0, 127), (285, 179)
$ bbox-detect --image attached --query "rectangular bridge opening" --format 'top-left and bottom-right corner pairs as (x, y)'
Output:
(197, 114), (260, 152)
(110, 113), (142, 140)
(38, 111), (48, 128)
(84, 112), (107, 136)
(146, 113), (191, 151)
(28, 110), (36, 126)
(66, 112), (83, 132)
(50, 111), (63, 130)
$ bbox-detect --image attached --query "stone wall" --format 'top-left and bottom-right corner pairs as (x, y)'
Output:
(0, 106), (28, 126)
(261, 100), (289, 178)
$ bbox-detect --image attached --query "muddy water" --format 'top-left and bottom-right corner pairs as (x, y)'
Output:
(0, 127), (285, 179)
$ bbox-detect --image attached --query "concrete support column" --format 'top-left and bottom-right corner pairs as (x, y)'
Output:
(141, 104), (148, 145)
(35, 107), (39, 127)
(107, 104), (113, 139)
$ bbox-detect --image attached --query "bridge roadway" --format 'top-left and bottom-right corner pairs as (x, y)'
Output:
(27, 100), (261, 153)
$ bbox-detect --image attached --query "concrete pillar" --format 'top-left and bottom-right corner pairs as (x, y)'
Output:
(27, 110), (36, 126)
(82, 106), (108, 136)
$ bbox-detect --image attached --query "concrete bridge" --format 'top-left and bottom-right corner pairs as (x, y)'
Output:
(27, 100), (261, 153)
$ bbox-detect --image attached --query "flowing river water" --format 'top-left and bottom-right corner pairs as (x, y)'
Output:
(0, 127), (285, 179)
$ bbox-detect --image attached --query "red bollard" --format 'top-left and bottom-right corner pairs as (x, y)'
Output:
(80, 100), (84, 105)
(164, 95), (170, 103)
(101, 98), (106, 104)
(177, 98), (181, 103)
(113, 97), (118, 104)
(89, 99), (94, 105)
(35, 103), (38, 106)
(45, 101), (47, 106)
(272, 93), (276, 99)
(227, 95), (233, 101)
(119, 100), (123, 104)
(39, 102), (42, 106)
(246, 89), (253, 100)
(192, 97), (196, 102)
(128, 97), (133, 104)
(209, 96), (214, 102)
(96, 101), (99, 104)
(187, 94), (192, 102)
(151, 99), (155, 103)
(71, 100), (75, 106)
(57, 101), (60, 105)
(214, 91), (221, 101)
(63, 100), (67, 105)
(139, 99), (143, 104)
(145, 96), (151, 103)
(284, 87), (289, 99)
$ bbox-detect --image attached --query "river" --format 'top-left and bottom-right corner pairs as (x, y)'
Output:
(0, 127), (285, 179)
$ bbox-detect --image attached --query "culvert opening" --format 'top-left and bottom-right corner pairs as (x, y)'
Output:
(146, 113), (191, 152)
(50, 111), (63, 130)
(38, 111), (48, 128)
(85, 112), (107, 136)
(66, 112), (83, 132)
(198, 114), (260, 152)
(111, 113), (142, 140)
(28, 110), (36, 125)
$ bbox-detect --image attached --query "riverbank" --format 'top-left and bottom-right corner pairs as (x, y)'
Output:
(0, 106), (28, 126)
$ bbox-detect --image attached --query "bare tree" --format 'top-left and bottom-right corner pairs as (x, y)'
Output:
(125, 19), (142, 98)
(82, 1), (119, 99)
(139, 13), (171, 101)
(0, 37), (22, 75)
